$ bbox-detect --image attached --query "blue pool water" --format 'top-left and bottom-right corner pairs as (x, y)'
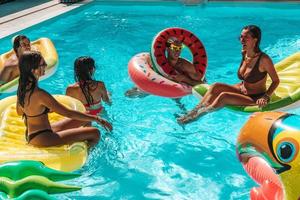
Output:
(1, 1), (300, 199)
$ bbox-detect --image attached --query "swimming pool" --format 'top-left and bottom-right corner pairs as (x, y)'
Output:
(1, 1), (300, 199)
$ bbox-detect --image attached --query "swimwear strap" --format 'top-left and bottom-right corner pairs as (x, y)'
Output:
(26, 129), (52, 143)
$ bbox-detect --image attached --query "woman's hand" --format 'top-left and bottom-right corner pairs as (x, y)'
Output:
(95, 116), (113, 132)
(239, 83), (248, 95)
(256, 94), (270, 108)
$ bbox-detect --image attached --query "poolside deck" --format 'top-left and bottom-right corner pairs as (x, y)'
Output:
(0, 0), (91, 39)
(0, 0), (299, 39)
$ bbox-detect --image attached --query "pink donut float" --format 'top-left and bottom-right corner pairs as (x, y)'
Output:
(128, 53), (192, 98)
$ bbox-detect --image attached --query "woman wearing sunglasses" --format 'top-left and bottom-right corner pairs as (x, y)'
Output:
(178, 25), (279, 124)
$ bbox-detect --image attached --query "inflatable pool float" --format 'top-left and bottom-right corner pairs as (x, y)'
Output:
(128, 27), (207, 98)
(128, 53), (191, 98)
(193, 51), (300, 112)
(0, 160), (81, 199)
(0, 95), (88, 172)
(151, 27), (207, 80)
(237, 111), (300, 200)
(0, 37), (58, 93)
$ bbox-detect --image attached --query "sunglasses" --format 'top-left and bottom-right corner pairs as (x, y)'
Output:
(169, 43), (183, 51)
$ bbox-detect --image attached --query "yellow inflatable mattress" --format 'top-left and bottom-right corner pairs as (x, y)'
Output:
(0, 37), (58, 93)
(0, 95), (88, 172)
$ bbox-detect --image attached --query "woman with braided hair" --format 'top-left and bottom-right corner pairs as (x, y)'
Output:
(66, 56), (111, 115)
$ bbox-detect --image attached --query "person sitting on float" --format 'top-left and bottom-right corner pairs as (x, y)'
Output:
(16, 51), (112, 147)
(178, 25), (280, 124)
(0, 35), (31, 85)
(125, 36), (204, 97)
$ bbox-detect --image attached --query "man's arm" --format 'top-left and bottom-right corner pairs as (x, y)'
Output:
(170, 74), (202, 86)
(182, 59), (203, 81)
(0, 64), (14, 85)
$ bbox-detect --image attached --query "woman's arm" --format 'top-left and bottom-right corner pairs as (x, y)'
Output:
(0, 65), (14, 84)
(16, 100), (23, 116)
(263, 57), (280, 97)
(99, 82), (111, 105)
(39, 90), (112, 130)
(65, 85), (77, 99)
(256, 56), (280, 107)
(41, 90), (95, 121)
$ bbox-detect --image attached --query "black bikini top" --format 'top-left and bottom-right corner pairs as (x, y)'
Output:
(238, 53), (267, 83)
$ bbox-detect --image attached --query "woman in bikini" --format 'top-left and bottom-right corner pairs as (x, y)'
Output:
(16, 51), (112, 147)
(66, 56), (111, 115)
(178, 25), (280, 124)
(0, 35), (31, 85)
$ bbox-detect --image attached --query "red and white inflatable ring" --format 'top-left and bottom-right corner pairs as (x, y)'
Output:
(150, 27), (207, 81)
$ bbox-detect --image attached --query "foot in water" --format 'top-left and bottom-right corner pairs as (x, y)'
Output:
(125, 87), (149, 98)
(177, 106), (210, 124)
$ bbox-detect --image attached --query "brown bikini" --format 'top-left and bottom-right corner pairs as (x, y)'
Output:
(238, 53), (267, 101)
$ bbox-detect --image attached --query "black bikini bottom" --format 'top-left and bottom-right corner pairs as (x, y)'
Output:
(26, 129), (53, 143)
(248, 92), (265, 101)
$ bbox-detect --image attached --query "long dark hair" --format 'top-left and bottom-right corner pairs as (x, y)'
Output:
(74, 56), (96, 105)
(17, 51), (42, 107)
(13, 35), (30, 57)
(242, 25), (261, 53)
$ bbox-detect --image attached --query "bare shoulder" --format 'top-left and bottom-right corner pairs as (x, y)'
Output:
(36, 88), (51, 98)
(67, 83), (80, 90)
(260, 53), (274, 67)
(66, 83), (80, 96)
(96, 81), (105, 88)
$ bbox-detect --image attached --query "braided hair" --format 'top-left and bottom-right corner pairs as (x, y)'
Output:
(74, 56), (96, 106)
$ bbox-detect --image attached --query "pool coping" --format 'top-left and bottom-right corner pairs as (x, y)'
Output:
(0, 0), (93, 39)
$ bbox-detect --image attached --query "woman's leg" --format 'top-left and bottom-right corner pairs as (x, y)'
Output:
(200, 83), (241, 107)
(210, 92), (255, 109)
(29, 127), (100, 147)
(178, 91), (254, 124)
(177, 83), (236, 123)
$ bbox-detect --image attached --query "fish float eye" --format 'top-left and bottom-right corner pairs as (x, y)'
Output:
(276, 142), (296, 163)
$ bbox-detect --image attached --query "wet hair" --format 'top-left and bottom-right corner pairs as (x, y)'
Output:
(242, 25), (261, 53)
(13, 35), (30, 57)
(166, 36), (182, 48)
(17, 51), (42, 107)
(74, 56), (96, 106)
